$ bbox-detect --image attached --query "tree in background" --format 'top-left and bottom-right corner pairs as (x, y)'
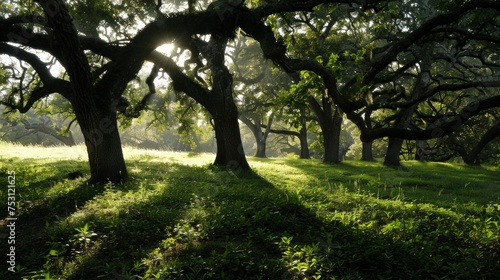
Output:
(230, 35), (307, 158)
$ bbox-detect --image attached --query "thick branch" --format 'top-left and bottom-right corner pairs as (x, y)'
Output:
(21, 119), (76, 146)
(0, 43), (55, 83)
(123, 65), (160, 118)
(147, 51), (210, 107)
(35, 0), (94, 88)
(261, 124), (300, 137)
(238, 9), (358, 113)
(94, 9), (224, 102)
(384, 81), (500, 110)
(464, 122), (500, 164)
(0, 25), (56, 56)
(308, 95), (325, 128)
(0, 43), (72, 111)
(361, 95), (500, 142)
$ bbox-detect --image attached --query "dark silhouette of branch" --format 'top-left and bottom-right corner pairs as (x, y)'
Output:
(361, 95), (500, 142)
(20, 119), (76, 146)
(261, 124), (300, 137)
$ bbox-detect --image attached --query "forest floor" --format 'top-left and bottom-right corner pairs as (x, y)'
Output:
(1, 142), (499, 279)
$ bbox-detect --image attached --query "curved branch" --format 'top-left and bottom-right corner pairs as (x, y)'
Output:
(94, 9), (221, 101)
(123, 64), (160, 118)
(361, 95), (500, 142)
(0, 25), (55, 55)
(238, 10), (355, 112)
(261, 124), (300, 137)
(0, 43), (55, 83)
(463, 122), (500, 164)
(21, 120), (76, 146)
(381, 81), (500, 110)
(147, 51), (210, 107)
(0, 43), (72, 111)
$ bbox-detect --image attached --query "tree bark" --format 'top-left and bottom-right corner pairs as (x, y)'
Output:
(212, 108), (250, 170)
(323, 109), (342, 163)
(463, 122), (500, 165)
(255, 140), (266, 158)
(253, 115), (273, 158)
(36, 0), (128, 183)
(384, 137), (405, 167)
(361, 142), (374, 161)
(207, 34), (250, 171)
(299, 112), (310, 159)
(240, 116), (267, 158)
(415, 140), (427, 161)
(79, 111), (128, 184)
(309, 95), (342, 163)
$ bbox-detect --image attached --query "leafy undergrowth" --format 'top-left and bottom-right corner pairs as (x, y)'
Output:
(0, 144), (499, 279)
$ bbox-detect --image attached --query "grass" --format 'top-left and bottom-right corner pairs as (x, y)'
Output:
(0, 143), (499, 279)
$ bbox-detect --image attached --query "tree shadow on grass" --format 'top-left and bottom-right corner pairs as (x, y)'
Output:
(45, 165), (272, 278)
(284, 158), (500, 206)
(0, 156), (168, 278)
(0, 158), (116, 277)
(3, 159), (499, 279)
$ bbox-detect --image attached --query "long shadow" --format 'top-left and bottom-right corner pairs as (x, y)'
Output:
(0, 156), (170, 279)
(3, 158), (499, 279)
(285, 158), (500, 205)
(0, 159), (116, 278)
(51, 162), (294, 278)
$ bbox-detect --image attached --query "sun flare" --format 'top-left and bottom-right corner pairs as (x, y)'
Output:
(156, 43), (175, 55)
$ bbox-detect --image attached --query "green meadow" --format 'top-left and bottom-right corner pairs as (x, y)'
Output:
(0, 142), (499, 279)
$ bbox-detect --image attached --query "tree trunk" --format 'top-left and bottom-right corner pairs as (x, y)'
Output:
(361, 142), (374, 161)
(383, 105), (420, 166)
(384, 137), (404, 167)
(240, 116), (264, 158)
(240, 114), (273, 158)
(208, 34), (250, 171)
(37, 0), (128, 184)
(323, 108), (342, 163)
(299, 113), (310, 159)
(247, 124), (266, 158)
(323, 127), (341, 163)
(382, 56), (432, 167)
(78, 110), (128, 184)
(415, 140), (426, 161)
(258, 114), (274, 158)
(309, 95), (342, 163)
(213, 109), (250, 171)
(255, 138), (267, 158)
